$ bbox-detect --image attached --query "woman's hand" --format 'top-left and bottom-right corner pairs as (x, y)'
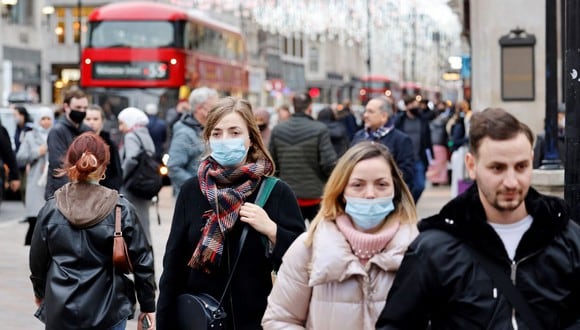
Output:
(38, 144), (47, 156)
(240, 202), (277, 244)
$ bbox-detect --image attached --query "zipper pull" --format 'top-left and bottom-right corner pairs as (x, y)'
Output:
(510, 261), (517, 284)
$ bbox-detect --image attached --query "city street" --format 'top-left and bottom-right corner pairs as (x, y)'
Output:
(0, 184), (452, 328)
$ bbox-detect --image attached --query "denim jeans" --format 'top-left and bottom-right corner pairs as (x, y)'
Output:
(411, 160), (426, 203)
(110, 319), (127, 330)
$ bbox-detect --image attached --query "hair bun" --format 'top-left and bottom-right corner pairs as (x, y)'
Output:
(76, 151), (98, 174)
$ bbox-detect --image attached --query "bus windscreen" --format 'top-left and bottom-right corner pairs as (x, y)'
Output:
(88, 21), (177, 48)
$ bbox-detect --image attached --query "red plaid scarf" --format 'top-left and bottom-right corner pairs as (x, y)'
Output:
(188, 156), (273, 272)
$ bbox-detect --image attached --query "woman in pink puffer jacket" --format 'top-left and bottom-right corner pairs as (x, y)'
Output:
(262, 141), (419, 329)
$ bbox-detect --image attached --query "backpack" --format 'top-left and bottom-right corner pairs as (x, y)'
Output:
(124, 133), (163, 199)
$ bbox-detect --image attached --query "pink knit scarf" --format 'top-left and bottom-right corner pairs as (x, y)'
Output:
(335, 214), (400, 265)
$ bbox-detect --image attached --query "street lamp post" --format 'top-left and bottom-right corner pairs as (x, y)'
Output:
(542, 0), (561, 169)
(366, 0), (372, 75)
(565, 0), (580, 221)
(77, 0), (82, 77)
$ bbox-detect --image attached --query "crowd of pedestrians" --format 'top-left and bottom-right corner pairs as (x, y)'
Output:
(1, 85), (579, 329)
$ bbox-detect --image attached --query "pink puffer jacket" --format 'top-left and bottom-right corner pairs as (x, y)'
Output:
(262, 219), (418, 329)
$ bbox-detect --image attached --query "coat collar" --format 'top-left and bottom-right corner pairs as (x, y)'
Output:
(419, 183), (570, 262)
(308, 220), (417, 286)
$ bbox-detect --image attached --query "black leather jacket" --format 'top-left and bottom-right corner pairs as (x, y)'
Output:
(377, 184), (580, 330)
(30, 183), (156, 330)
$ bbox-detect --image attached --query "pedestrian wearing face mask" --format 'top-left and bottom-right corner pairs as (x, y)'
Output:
(262, 141), (418, 329)
(45, 89), (91, 200)
(253, 107), (272, 147)
(394, 95), (433, 203)
(157, 97), (306, 329)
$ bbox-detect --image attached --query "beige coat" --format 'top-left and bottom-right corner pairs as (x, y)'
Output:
(262, 219), (418, 330)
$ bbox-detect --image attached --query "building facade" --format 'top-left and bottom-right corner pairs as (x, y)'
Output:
(469, 0), (553, 134)
(1, 0), (464, 110)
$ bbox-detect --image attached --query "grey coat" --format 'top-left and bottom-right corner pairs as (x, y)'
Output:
(120, 127), (156, 242)
(166, 114), (204, 196)
(17, 128), (49, 217)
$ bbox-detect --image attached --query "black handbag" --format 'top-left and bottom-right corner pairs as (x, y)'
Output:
(176, 290), (229, 329)
(176, 177), (278, 330)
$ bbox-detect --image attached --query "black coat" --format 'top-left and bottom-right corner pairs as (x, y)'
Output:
(0, 124), (19, 181)
(376, 184), (580, 330)
(157, 176), (306, 330)
(45, 118), (91, 199)
(394, 112), (433, 168)
(99, 130), (123, 191)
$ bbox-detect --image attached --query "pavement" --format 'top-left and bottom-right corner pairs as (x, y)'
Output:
(0, 183), (453, 329)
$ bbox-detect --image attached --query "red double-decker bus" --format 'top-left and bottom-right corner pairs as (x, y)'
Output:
(358, 75), (400, 105)
(401, 81), (423, 98)
(80, 1), (248, 116)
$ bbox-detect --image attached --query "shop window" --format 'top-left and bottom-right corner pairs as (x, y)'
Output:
(54, 8), (66, 44)
(56, 21), (65, 44)
(309, 46), (319, 72)
(294, 38), (303, 58)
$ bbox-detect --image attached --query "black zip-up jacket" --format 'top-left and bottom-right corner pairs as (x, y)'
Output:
(45, 118), (91, 200)
(30, 183), (156, 330)
(394, 111), (433, 168)
(376, 184), (580, 330)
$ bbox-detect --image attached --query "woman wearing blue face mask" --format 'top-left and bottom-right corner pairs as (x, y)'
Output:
(157, 97), (306, 329)
(263, 141), (419, 329)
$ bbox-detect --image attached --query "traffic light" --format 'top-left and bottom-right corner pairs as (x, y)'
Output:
(308, 87), (320, 99)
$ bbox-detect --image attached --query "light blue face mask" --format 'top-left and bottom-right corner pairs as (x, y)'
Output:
(344, 195), (395, 231)
(210, 137), (248, 167)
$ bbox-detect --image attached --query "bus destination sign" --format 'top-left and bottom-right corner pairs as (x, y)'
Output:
(93, 62), (169, 80)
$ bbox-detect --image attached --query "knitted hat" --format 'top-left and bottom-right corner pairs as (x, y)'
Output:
(144, 103), (158, 115)
(118, 107), (149, 129)
(36, 107), (54, 124)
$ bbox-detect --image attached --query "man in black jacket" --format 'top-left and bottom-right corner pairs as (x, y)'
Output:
(394, 95), (433, 203)
(376, 107), (580, 329)
(45, 89), (91, 200)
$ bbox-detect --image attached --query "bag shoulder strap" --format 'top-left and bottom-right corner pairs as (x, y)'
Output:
(466, 246), (543, 330)
(114, 205), (122, 237)
(132, 132), (145, 151)
(255, 176), (279, 207)
(216, 177), (277, 309)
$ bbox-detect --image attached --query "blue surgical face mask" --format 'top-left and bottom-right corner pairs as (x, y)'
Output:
(344, 195), (395, 231)
(210, 137), (248, 167)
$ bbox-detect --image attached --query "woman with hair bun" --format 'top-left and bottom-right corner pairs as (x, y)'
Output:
(29, 131), (156, 330)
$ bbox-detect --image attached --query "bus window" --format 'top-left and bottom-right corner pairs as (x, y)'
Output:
(89, 21), (176, 48)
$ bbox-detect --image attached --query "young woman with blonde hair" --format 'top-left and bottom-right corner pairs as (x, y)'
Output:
(263, 141), (418, 329)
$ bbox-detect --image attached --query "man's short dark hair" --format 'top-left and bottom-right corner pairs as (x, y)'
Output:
(292, 92), (312, 114)
(63, 89), (88, 105)
(469, 107), (534, 155)
(403, 94), (418, 106)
